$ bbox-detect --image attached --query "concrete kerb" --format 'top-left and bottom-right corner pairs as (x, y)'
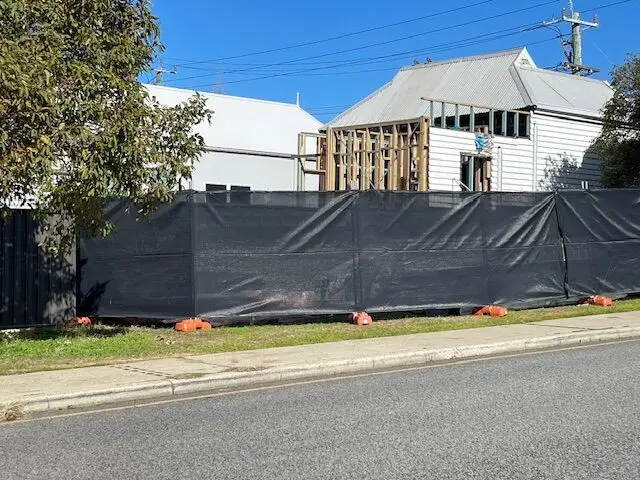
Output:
(10, 325), (640, 415)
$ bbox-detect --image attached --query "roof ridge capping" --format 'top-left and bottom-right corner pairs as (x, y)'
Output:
(400, 47), (529, 71)
(515, 64), (612, 85)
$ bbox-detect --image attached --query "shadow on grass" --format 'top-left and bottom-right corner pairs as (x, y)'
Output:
(4, 325), (129, 342)
(210, 308), (463, 328)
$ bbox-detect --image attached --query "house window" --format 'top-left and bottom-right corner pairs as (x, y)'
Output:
(427, 99), (530, 139)
(460, 154), (491, 192)
(493, 111), (505, 136)
(230, 185), (251, 204)
(206, 184), (227, 191)
(473, 109), (491, 134)
(506, 112), (517, 137)
(518, 113), (530, 137)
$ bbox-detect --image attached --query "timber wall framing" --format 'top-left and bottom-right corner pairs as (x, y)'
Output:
(297, 117), (430, 192)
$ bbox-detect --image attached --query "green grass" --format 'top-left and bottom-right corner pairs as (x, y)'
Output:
(2, 299), (640, 376)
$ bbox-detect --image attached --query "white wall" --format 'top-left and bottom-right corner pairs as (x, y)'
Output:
(533, 113), (602, 190)
(145, 84), (323, 191)
(429, 128), (534, 192)
(428, 114), (602, 192)
(189, 151), (318, 191)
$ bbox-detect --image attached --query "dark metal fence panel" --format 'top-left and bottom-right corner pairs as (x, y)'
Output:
(80, 191), (574, 325)
(78, 198), (194, 320)
(76, 188), (640, 326)
(556, 190), (640, 298)
(0, 210), (76, 328)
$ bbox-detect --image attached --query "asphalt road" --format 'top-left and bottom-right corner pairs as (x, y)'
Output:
(2, 341), (640, 479)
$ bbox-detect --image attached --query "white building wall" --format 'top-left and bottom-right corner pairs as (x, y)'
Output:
(428, 114), (602, 192)
(145, 84), (323, 192)
(189, 150), (318, 191)
(428, 128), (469, 191)
(495, 135), (535, 191)
(428, 128), (533, 192)
(532, 113), (602, 190)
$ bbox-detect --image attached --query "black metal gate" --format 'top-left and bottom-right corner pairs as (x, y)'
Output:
(0, 210), (76, 328)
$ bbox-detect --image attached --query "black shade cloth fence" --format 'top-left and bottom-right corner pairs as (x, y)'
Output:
(79, 189), (640, 325)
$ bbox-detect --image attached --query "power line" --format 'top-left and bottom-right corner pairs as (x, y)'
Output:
(186, 27), (557, 89)
(171, 0), (501, 66)
(165, 0), (560, 85)
(289, 22), (545, 72)
(173, 0), (631, 74)
(169, 0), (630, 91)
(582, 0), (633, 14)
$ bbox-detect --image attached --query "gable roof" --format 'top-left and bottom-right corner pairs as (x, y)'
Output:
(326, 48), (613, 128)
(144, 84), (322, 153)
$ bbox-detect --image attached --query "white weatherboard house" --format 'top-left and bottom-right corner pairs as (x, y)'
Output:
(325, 48), (613, 192)
(145, 84), (323, 192)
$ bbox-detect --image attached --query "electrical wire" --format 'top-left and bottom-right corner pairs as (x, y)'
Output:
(582, 0), (633, 14)
(175, 23), (538, 77)
(165, 0), (559, 84)
(157, 0), (631, 90)
(170, 0), (501, 66)
(165, 0), (632, 73)
(185, 29), (559, 89)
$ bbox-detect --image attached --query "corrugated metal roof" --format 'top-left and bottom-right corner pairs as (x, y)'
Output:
(514, 67), (613, 118)
(144, 85), (322, 153)
(325, 48), (613, 128)
(326, 49), (530, 128)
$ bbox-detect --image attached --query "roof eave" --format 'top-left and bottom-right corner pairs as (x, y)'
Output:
(533, 106), (604, 122)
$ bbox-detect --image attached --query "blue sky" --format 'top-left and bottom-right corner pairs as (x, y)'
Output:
(149, 0), (639, 122)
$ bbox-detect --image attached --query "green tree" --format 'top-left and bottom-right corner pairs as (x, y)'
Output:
(0, 0), (211, 253)
(595, 54), (640, 188)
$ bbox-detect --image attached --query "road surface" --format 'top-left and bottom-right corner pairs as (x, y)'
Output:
(2, 340), (640, 479)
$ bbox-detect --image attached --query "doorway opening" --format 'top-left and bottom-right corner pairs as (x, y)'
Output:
(460, 154), (492, 192)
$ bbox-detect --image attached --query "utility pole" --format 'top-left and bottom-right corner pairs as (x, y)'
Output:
(542, 1), (599, 76)
(153, 60), (177, 85)
(212, 72), (225, 94)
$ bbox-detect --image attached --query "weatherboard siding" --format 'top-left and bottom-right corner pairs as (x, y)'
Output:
(428, 128), (533, 192)
(493, 135), (535, 191)
(428, 115), (602, 193)
(532, 113), (602, 190)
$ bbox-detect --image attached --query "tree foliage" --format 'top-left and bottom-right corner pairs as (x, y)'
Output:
(595, 54), (640, 188)
(0, 0), (211, 253)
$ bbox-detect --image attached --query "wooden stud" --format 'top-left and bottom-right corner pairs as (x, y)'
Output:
(389, 124), (398, 190)
(362, 128), (370, 190)
(418, 117), (428, 192)
(340, 131), (348, 190)
(397, 128), (404, 190)
(404, 123), (411, 190)
(327, 131), (334, 192)
(346, 131), (353, 189)
(377, 126), (385, 189)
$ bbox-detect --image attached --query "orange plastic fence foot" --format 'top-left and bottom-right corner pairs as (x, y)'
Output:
(70, 316), (92, 326)
(351, 312), (373, 326)
(473, 306), (508, 317)
(580, 295), (613, 307)
(175, 319), (195, 332)
(175, 318), (212, 332)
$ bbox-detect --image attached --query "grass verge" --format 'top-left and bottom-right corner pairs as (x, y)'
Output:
(1, 299), (640, 376)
